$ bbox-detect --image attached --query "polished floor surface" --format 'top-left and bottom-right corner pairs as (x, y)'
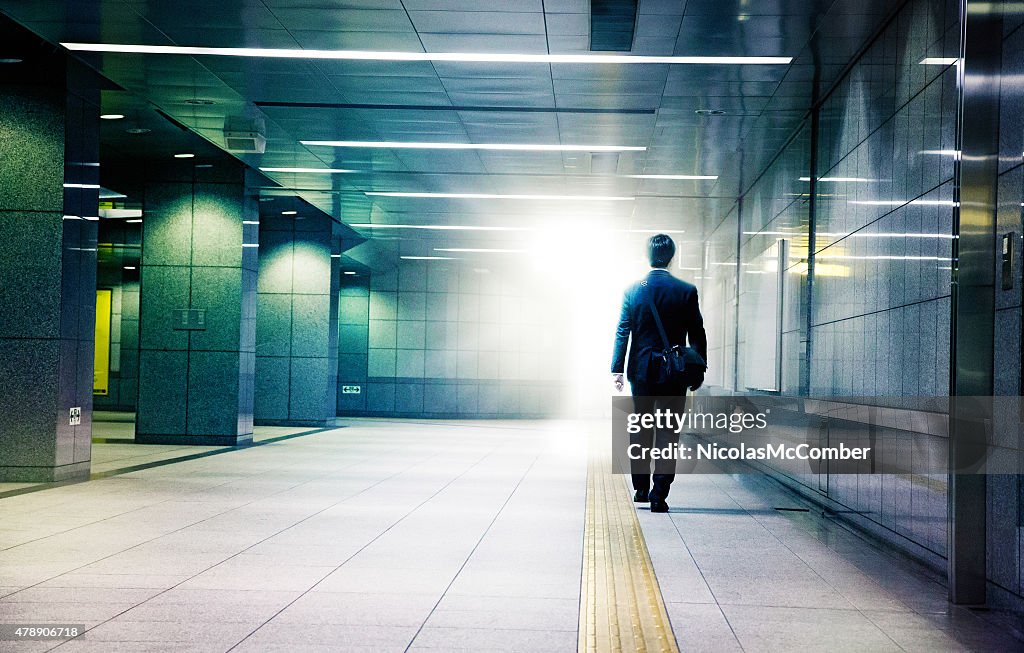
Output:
(0, 419), (1022, 652)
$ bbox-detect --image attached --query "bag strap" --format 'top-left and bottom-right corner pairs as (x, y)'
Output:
(642, 284), (672, 351)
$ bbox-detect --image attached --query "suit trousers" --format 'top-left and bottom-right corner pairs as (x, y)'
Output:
(630, 379), (687, 500)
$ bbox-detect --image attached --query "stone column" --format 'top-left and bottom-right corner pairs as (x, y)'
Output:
(0, 60), (100, 482)
(135, 163), (258, 445)
(254, 209), (339, 426)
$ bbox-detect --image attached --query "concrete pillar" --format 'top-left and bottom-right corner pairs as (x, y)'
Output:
(0, 59), (100, 481)
(254, 208), (339, 426)
(135, 163), (258, 445)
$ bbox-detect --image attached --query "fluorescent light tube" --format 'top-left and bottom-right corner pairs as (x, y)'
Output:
(350, 224), (529, 231)
(849, 200), (957, 206)
(260, 167), (356, 174)
(628, 174), (718, 180)
(304, 140), (644, 152)
(434, 248), (526, 253)
(349, 223), (682, 234)
(365, 192), (634, 201)
(798, 177), (874, 182)
(60, 43), (792, 66)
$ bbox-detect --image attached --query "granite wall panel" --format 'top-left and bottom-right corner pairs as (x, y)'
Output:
(254, 211), (338, 425)
(135, 164), (257, 445)
(0, 65), (98, 482)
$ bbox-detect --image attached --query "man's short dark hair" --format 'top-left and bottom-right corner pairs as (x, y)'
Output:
(647, 234), (676, 268)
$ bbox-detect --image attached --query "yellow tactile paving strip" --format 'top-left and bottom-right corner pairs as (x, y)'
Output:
(579, 433), (680, 653)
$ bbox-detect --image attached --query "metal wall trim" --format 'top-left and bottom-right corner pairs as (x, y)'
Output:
(948, 0), (1001, 606)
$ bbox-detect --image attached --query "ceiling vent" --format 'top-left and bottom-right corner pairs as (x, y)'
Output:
(223, 116), (267, 154)
(590, 0), (638, 52)
(590, 152), (620, 174)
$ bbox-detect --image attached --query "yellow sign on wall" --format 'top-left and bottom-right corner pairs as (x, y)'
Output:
(94, 289), (112, 396)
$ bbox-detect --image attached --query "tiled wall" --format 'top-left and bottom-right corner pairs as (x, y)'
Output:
(254, 213), (339, 425)
(337, 259), (570, 418)
(0, 65), (98, 482)
(710, 0), (977, 575)
(804, 0), (957, 559)
(135, 166), (258, 444)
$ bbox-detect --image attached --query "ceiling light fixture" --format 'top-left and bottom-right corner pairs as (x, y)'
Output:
(100, 113), (125, 120)
(350, 223), (528, 232)
(816, 254), (952, 261)
(63, 183), (101, 189)
(126, 219), (143, 223)
(260, 167), (356, 174)
(348, 223), (684, 234)
(799, 177), (874, 182)
(434, 248), (527, 254)
(303, 140), (645, 152)
(849, 199), (958, 206)
(173, 153), (194, 158)
(281, 210), (298, 215)
(365, 192), (635, 201)
(99, 208), (143, 219)
(920, 57), (958, 65)
(628, 174), (718, 180)
(401, 256), (458, 260)
(60, 43), (792, 66)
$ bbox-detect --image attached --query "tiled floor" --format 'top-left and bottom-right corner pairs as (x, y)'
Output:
(0, 416), (321, 496)
(0, 420), (587, 652)
(0, 419), (1021, 652)
(638, 473), (1024, 652)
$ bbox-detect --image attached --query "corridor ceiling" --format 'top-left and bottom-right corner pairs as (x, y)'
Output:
(0, 0), (901, 262)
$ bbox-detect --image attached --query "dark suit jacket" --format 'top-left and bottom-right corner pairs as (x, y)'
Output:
(611, 269), (707, 384)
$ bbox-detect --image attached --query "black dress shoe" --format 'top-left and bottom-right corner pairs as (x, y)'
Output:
(633, 489), (650, 503)
(649, 497), (669, 513)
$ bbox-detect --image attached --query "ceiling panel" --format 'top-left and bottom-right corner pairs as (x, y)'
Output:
(635, 13), (682, 38)
(545, 12), (588, 36)
(288, 30), (424, 50)
(408, 10), (546, 35)
(0, 0), (904, 254)
(418, 33), (550, 53)
(402, 0), (544, 10)
(272, 8), (414, 31)
(440, 75), (553, 95)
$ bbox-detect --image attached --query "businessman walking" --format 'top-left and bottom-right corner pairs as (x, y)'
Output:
(611, 234), (707, 513)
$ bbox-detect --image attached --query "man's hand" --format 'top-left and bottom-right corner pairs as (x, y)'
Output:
(613, 374), (624, 392)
